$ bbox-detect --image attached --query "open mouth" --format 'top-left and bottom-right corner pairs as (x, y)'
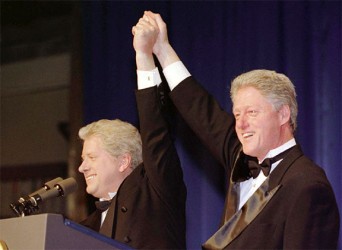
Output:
(242, 132), (254, 139)
(86, 174), (96, 181)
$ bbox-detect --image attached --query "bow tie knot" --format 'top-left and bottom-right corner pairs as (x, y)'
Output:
(95, 200), (112, 212)
(232, 147), (294, 182)
(247, 148), (293, 179)
(248, 158), (272, 178)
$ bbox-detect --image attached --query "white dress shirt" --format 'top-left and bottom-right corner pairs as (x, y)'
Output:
(137, 61), (190, 90)
(238, 139), (296, 210)
(137, 67), (162, 89)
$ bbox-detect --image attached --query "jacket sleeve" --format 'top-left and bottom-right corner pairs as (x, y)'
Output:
(135, 86), (186, 202)
(169, 76), (240, 170)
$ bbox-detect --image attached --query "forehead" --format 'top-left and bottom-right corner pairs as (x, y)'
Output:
(82, 136), (104, 153)
(233, 87), (272, 110)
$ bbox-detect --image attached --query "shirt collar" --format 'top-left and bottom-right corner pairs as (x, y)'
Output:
(99, 192), (117, 201)
(260, 138), (296, 163)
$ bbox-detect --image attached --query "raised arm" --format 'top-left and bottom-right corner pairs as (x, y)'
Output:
(136, 11), (240, 168)
(132, 14), (186, 199)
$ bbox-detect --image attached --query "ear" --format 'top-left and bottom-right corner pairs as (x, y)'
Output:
(118, 153), (132, 172)
(279, 104), (291, 126)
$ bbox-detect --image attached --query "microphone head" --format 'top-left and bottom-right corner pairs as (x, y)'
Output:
(56, 177), (78, 196)
(29, 177), (63, 196)
(45, 177), (63, 189)
(36, 177), (78, 202)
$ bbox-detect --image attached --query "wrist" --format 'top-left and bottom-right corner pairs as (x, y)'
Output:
(135, 52), (155, 71)
(154, 43), (180, 69)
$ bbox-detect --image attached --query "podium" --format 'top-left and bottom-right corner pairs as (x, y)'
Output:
(0, 213), (133, 249)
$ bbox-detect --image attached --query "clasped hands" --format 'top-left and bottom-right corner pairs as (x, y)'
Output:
(132, 11), (168, 56)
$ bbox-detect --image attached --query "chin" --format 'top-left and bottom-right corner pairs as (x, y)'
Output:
(86, 187), (96, 197)
(242, 147), (257, 157)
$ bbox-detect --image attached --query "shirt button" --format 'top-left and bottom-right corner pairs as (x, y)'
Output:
(121, 206), (128, 212)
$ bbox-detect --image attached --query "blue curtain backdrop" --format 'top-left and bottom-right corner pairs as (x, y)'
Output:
(81, 1), (341, 249)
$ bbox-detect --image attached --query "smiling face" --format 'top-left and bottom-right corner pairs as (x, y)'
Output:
(78, 136), (127, 199)
(233, 86), (288, 160)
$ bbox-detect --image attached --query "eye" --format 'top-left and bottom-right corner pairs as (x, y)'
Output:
(83, 154), (96, 161)
(234, 112), (240, 120)
(247, 110), (259, 117)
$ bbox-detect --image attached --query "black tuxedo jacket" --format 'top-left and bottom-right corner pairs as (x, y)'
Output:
(169, 76), (340, 249)
(81, 87), (187, 249)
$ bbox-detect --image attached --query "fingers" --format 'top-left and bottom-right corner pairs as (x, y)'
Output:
(143, 13), (158, 29)
(144, 10), (158, 20)
(143, 11), (159, 28)
(132, 15), (158, 36)
(144, 11), (168, 41)
(144, 11), (163, 24)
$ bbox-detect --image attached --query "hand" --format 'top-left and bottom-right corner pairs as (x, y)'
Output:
(132, 13), (159, 55)
(134, 11), (180, 69)
(143, 11), (169, 56)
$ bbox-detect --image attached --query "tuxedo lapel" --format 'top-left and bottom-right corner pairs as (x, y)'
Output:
(203, 145), (302, 249)
(268, 145), (303, 189)
(203, 178), (281, 250)
(222, 148), (244, 223)
(97, 166), (141, 238)
(99, 196), (117, 238)
(222, 182), (239, 223)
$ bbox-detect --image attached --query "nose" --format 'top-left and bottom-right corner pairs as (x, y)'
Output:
(78, 160), (87, 173)
(236, 113), (249, 130)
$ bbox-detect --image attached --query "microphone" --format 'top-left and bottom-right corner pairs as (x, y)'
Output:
(31, 177), (78, 205)
(10, 177), (78, 217)
(10, 177), (63, 216)
(28, 177), (63, 196)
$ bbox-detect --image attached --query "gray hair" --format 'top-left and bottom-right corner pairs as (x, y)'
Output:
(79, 119), (143, 169)
(230, 69), (298, 131)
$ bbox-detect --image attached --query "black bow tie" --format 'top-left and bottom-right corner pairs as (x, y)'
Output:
(248, 158), (272, 178)
(95, 200), (112, 212)
(248, 148), (293, 179)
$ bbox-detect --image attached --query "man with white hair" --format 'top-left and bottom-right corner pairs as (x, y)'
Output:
(78, 45), (187, 249)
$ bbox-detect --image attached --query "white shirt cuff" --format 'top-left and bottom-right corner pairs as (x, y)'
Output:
(163, 61), (191, 90)
(137, 67), (162, 90)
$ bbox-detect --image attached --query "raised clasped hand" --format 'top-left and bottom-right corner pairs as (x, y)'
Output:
(132, 12), (159, 55)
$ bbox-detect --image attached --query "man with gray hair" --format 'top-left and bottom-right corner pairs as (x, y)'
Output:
(78, 70), (187, 248)
(132, 11), (339, 249)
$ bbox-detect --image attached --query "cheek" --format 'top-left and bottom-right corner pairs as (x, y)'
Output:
(262, 116), (281, 137)
(236, 131), (244, 142)
(101, 162), (118, 180)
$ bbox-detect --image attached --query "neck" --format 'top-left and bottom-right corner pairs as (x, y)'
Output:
(258, 126), (294, 162)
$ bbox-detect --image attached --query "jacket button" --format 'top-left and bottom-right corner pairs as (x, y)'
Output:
(124, 236), (131, 243)
(121, 206), (128, 212)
